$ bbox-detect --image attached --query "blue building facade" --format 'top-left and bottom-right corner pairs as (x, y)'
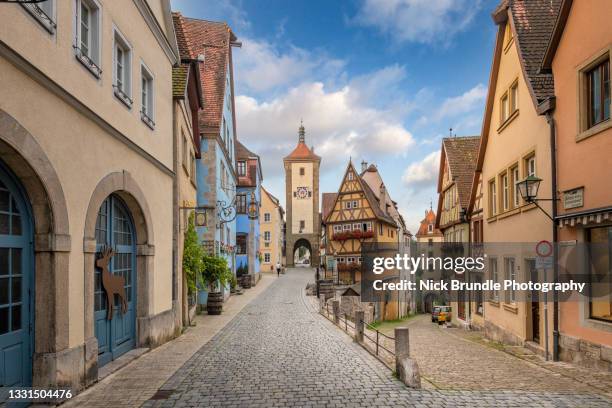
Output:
(186, 19), (240, 300)
(235, 141), (263, 286)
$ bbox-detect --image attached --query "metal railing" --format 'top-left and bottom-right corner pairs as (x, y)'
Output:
(362, 320), (395, 357)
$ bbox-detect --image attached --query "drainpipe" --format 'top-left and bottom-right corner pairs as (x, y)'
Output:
(172, 103), (180, 327)
(546, 110), (559, 361)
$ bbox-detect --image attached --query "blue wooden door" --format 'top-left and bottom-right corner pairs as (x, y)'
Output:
(0, 167), (33, 388)
(94, 195), (136, 367)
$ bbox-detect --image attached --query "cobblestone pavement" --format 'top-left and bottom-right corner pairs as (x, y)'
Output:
(388, 315), (612, 397)
(62, 274), (276, 408)
(143, 268), (611, 407)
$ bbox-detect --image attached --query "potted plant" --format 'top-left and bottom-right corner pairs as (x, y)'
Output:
(201, 254), (233, 315)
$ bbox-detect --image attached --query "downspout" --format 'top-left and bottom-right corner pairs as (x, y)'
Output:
(546, 109), (559, 361)
(172, 102), (180, 327)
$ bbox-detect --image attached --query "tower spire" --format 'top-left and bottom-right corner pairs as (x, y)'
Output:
(298, 119), (305, 143)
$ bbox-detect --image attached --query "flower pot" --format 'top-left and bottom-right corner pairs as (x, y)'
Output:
(207, 292), (224, 315)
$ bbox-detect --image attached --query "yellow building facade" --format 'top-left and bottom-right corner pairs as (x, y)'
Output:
(259, 187), (284, 272)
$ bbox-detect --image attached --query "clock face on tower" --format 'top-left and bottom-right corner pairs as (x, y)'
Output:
(295, 186), (311, 199)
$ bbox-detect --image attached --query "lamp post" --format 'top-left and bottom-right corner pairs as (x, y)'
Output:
(515, 175), (556, 220)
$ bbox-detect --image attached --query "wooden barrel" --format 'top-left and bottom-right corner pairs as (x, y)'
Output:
(241, 275), (252, 289)
(207, 292), (224, 315)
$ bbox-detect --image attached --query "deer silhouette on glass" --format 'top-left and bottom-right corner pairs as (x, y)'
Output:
(96, 246), (128, 320)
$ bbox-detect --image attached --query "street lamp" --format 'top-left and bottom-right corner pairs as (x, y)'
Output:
(516, 175), (555, 220)
(516, 175), (542, 203)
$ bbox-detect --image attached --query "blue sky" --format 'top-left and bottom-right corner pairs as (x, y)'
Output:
(173, 0), (499, 232)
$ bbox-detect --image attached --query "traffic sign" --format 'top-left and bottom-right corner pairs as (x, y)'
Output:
(536, 240), (553, 269)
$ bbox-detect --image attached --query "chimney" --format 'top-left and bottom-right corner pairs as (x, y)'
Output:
(379, 184), (387, 213)
(361, 160), (368, 173)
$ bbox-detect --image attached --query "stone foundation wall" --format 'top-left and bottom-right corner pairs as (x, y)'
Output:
(484, 320), (524, 346)
(559, 334), (612, 372)
(138, 308), (181, 349)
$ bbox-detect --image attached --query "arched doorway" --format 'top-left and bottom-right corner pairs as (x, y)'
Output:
(94, 194), (136, 366)
(293, 238), (312, 267)
(0, 162), (34, 387)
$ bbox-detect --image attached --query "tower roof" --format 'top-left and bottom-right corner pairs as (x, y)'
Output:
(284, 121), (321, 161)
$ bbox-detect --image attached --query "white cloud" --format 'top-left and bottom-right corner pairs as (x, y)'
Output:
(236, 80), (415, 181)
(402, 150), (440, 190)
(235, 38), (345, 94)
(435, 83), (487, 120)
(353, 0), (482, 45)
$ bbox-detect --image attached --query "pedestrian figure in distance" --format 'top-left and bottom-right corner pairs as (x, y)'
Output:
(276, 262), (281, 277)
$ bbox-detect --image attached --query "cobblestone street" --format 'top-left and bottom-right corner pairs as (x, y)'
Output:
(139, 268), (610, 407)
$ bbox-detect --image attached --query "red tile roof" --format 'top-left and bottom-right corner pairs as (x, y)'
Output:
(440, 136), (480, 210)
(284, 142), (321, 161)
(416, 209), (443, 238)
(321, 193), (338, 223)
(182, 17), (236, 133)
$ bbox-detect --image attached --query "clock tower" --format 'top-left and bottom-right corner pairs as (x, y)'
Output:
(284, 122), (321, 267)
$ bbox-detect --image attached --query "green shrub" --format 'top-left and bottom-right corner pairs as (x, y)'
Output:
(202, 254), (233, 292)
(182, 213), (203, 296)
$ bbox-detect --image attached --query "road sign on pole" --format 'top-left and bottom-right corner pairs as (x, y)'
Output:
(535, 240), (553, 269)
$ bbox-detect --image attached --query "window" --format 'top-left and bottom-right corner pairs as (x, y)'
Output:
(190, 151), (196, 184)
(428, 224), (433, 233)
(351, 200), (358, 208)
(73, 0), (101, 76)
(511, 165), (520, 208)
(22, 0), (56, 34)
(264, 231), (271, 242)
(379, 224), (383, 235)
(501, 172), (509, 211)
(352, 223), (360, 231)
(237, 161), (246, 176)
(510, 81), (519, 113)
(344, 201), (351, 209)
(490, 258), (499, 301)
(362, 222), (372, 232)
(236, 234), (246, 255)
(264, 253), (271, 263)
(264, 212), (271, 222)
(182, 133), (188, 172)
(113, 29), (132, 107)
(140, 64), (155, 128)
(588, 226), (612, 322)
(500, 92), (509, 123)
(333, 225), (342, 233)
(236, 194), (247, 214)
(489, 180), (497, 216)
(299, 220), (305, 230)
(587, 59), (610, 129)
(343, 224), (351, 231)
(347, 172), (354, 181)
(525, 154), (536, 177)
(299, 167), (305, 176)
(505, 258), (516, 303)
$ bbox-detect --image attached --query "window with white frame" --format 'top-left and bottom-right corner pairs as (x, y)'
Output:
(264, 212), (271, 222)
(505, 257), (516, 303)
(511, 165), (520, 207)
(347, 257), (355, 263)
(264, 231), (271, 242)
(333, 225), (342, 233)
(113, 29), (132, 107)
(526, 154), (536, 177)
(343, 224), (351, 231)
(75, 0), (101, 76)
(264, 253), (271, 263)
(490, 258), (499, 301)
(22, 0), (56, 34)
(501, 172), (509, 211)
(352, 223), (360, 231)
(140, 64), (155, 128)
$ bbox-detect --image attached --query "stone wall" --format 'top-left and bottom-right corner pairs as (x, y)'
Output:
(559, 334), (612, 372)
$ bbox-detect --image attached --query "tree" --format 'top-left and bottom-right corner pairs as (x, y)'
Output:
(183, 212), (203, 296)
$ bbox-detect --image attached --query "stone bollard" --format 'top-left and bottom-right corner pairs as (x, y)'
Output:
(332, 300), (340, 324)
(354, 310), (364, 343)
(395, 327), (421, 389)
